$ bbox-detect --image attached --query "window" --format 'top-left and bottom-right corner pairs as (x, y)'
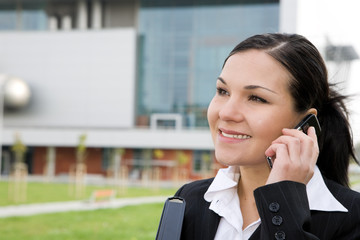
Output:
(137, 0), (279, 128)
(0, 1), (47, 31)
(102, 148), (112, 171)
(193, 150), (212, 173)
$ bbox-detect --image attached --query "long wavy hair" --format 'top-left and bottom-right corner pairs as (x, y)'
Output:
(224, 33), (358, 187)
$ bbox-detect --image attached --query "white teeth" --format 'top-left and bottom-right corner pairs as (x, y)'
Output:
(221, 131), (251, 139)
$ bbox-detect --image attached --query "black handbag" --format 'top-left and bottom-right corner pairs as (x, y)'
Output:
(156, 197), (186, 240)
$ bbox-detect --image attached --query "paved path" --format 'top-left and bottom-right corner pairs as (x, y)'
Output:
(0, 196), (168, 218)
(2, 184), (360, 219)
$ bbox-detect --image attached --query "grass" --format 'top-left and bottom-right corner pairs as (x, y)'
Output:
(0, 203), (164, 240)
(0, 181), (177, 206)
(0, 181), (176, 239)
(350, 177), (360, 187)
(1, 174), (358, 240)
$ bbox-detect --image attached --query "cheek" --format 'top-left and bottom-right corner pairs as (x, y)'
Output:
(253, 114), (283, 141)
(255, 118), (266, 128)
(207, 98), (217, 127)
(252, 116), (273, 133)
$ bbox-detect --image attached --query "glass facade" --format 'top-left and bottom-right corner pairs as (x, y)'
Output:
(0, 1), (47, 31)
(137, 0), (279, 128)
(193, 149), (213, 173)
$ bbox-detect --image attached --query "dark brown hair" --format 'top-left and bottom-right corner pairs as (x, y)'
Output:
(224, 33), (358, 187)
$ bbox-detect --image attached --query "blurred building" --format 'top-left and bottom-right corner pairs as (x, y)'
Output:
(1, 0), (355, 181)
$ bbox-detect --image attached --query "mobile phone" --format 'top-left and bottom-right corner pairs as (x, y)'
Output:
(294, 114), (321, 135)
(266, 114), (321, 168)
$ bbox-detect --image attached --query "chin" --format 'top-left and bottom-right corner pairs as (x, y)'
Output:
(215, 153), (266, 167)
(215, 154), (243, 166)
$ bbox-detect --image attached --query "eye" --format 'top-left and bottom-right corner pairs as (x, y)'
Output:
(216, 87), (229, 96)
(248, 94), (268, 103)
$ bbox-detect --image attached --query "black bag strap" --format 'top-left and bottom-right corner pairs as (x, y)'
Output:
(156, 197), (186, 240)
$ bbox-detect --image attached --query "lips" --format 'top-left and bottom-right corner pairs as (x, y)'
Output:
(219, 128), (251, 140)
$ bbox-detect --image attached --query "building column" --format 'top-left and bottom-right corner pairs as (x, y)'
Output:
(48, 16), (58, 31)
(92, 0), (102, 29)
(46, 147), (56, 179)
(62, 15), (72, 30)
(76, 0), (87, 30)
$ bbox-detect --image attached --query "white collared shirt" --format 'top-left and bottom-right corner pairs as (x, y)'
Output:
(204, 166), (348, 240)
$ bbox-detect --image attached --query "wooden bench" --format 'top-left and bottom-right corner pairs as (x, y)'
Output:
(90, 189), (116, 203)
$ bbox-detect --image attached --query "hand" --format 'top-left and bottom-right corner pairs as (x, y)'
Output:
(264, 127), (319, 185)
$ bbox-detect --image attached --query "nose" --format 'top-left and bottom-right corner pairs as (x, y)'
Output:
(218, 98), (245, 122)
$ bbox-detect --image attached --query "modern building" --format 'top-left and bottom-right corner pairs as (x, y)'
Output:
(0, 0), (359, 181)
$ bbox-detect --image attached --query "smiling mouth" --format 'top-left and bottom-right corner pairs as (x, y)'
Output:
(220, 130), (251, 139)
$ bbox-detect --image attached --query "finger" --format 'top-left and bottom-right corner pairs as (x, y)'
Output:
(271, 144), (290, 167)
(270, 135), (301, 165)
(266, 145), (291, 184)
(272, 128), (307, 147)
(283, 127), (318, 172)
(265, 143), (289, 161)
(281, 126), (317, 146)
(282, 127), (318, 158)
(284, 126), (318, 164)
(307, 126), (318, 144)
(281, 128), (308, 139)
(304, 127), (319, 165)
(265, 143), (278, 158)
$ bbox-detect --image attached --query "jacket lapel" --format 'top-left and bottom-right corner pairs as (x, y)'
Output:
(197, 200), (221, 239)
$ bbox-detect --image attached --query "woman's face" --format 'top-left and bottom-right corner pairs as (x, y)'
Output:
(207, 49), (305, 167)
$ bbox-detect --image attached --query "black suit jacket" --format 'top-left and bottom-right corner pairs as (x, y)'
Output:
(175, 177), (360, 240)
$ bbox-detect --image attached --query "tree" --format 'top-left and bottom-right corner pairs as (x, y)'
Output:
(76, 134), (87, 163)
(11, 133), (27, 163)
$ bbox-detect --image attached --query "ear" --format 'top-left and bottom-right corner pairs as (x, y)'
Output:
(297, 108), (318, 124)
(306, 108), (318, 116)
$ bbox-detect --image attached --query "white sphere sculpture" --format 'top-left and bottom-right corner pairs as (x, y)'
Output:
(3, 77), (31, 109)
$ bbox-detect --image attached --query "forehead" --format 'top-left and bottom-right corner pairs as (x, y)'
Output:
(221, 49), (291, 91)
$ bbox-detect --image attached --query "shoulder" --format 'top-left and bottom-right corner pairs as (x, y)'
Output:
(324, 178), (360, 210)
(175, 178), (221, 239)
(321, 178), (360, 238)
(175, 178), (214, 199)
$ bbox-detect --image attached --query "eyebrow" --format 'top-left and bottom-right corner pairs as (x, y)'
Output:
(217, 77), (278, 94)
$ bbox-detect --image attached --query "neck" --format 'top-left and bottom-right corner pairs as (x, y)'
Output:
(238, 164), (270, 199)
(237, 164), (270, 230)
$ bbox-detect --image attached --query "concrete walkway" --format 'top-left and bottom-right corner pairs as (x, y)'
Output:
(2, 187), (360, 219)
(0, 196), (168, 218)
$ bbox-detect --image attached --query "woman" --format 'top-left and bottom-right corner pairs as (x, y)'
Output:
(175, 33), (360, 239)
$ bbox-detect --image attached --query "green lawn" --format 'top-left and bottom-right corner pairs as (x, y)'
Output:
(0, 181), (177, 206)
(0, 203), (164, 240)
(0, 181), (176, 240)
(1, 174), (358, 240)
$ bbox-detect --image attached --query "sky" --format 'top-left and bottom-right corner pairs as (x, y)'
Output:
(296, 0), (360, 145)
